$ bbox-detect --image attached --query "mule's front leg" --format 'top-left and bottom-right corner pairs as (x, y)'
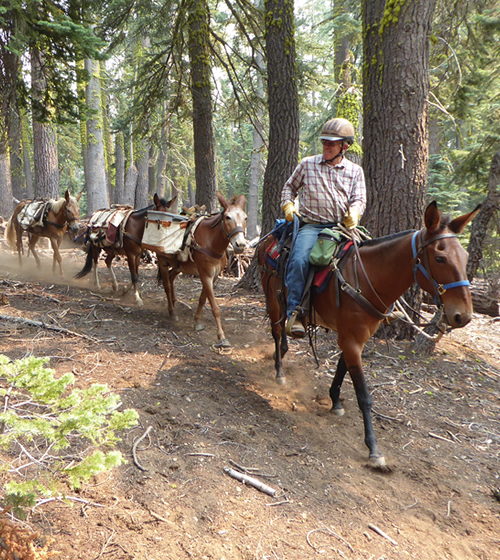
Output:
(50, 237), (64, 275)
(349, 364), (385, 468)
(329, 353), (348, 416)
(197, 277), (229, 347)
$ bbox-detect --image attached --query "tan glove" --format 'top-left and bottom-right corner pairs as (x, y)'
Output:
(344, 208), (361, 229)
(282, 201), (301, 222)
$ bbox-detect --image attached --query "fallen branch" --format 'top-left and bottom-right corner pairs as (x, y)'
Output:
(133, 426), (153, 471)
(0, 313), (102, 342)
(223, 467), (276, 496)
(368, 523), (398, 546)
(429, 432), (456, 444)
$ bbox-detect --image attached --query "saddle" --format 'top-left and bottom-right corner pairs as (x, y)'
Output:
(86, 207), (133, 248)
(17, 200), (50, 230)
(263, 220), (362, 325)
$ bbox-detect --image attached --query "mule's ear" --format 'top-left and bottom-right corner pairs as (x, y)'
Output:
(64, 189), (70, 202)
(167, 196), (177, 209)
(153, 193), (159, 206)
(216, 191), (228, 210)
(235, 194), (246, 209)
(76, 190), (83, 202)
(448, 204), (482, 234)
(424, 201), (441, 233)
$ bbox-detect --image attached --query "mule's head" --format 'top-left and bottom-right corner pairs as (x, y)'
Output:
(153, 193), (177, 212)
(419, 201), (481, 328)
(64, 189), (82, 235)
(216, 192), (247, 254)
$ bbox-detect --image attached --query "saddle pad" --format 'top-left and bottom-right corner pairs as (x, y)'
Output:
(18, 201), (48, 229)
(142, 211), (189, 255)
(87, 208), (130, 247)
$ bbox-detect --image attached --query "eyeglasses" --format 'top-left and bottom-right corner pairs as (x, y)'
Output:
(321, 139), (342, 147)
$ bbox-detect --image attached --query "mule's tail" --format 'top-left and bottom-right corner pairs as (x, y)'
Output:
(74, 244), (95, 279)
(156, 264), (163, 285)
(5, 216), (17, 249)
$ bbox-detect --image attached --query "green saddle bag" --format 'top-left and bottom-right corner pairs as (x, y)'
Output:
(309, 228), (343, 267)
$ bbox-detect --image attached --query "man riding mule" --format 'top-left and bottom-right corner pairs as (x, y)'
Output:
(258, 201), (480, 467)
(281, 117), (366, 338)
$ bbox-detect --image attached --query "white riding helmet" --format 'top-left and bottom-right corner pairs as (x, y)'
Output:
(319, 118), (355, 145)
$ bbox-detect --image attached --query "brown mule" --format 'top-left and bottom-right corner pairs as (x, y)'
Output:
(5, 190), (82, 276)
(157, 192), (247, 348)
(75, 196), (175, 305)
(258, 201), (480, 467)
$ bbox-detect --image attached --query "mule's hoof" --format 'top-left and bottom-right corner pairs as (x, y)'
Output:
(214, 338), (231, 349)
(276, 376), (286, 386)
(367, 455), (387, 470)
(331, 407), (345, 417)
(136, 300), (144, 307)
(194, 323), (205, 332)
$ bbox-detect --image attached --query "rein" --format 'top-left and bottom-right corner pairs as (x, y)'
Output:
(340, 228), (470, 323)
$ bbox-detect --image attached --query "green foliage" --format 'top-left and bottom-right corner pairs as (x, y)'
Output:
(0, 355), (139, 516)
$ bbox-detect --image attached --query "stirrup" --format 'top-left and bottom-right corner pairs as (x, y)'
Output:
(285, 310), (306, 338)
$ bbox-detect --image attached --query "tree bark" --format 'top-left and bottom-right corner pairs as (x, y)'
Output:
(31, 45), (60, 199)
(362, 0), (437, 339)
(238, 0), (299, 291)
(247, 50), (265, 241)
(188, 0), (217, 213)
(467, 147), (500, 281)
(85, 58), (109, 215)
(260, 0), (299, 235)
(115, 132), (125, 204)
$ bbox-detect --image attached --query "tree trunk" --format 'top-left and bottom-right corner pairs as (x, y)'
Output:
(362, 0), (437, 339)
(31, 46), (59, 199)
(134, 140), (150, 209)
(247, 50), (265, 241)
(239, 0), (299, 290)
(85, 58), (109, 215)
(0, 135), (13, 218)
(9, 104), (24, 202)
(260, 0), (299, 235)
(467, 147), (500, 280)
(188, 0), (217, 213)
(21, 108), (33, 199)
(115, 132), (125, 204)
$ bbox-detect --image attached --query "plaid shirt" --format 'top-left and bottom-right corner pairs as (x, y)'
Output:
(281, 154), (366, 224)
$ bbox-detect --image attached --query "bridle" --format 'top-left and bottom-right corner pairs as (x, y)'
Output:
(211, 210), (246, 242)
(338, 227), (470, 322)
(45, 200), (78, 230)
(411, 230), (470, 307)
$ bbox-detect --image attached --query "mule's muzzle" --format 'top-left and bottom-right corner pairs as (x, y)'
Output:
(231, 233), (247, 254)
(444, 307), (473, 329)
(69, 221), (80, 236)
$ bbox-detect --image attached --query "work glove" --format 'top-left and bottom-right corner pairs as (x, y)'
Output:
(282, 202), (301, 222)
(344, 208), (360, 229)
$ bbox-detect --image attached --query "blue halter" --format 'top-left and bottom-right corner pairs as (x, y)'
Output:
(411, 231), (470, 304)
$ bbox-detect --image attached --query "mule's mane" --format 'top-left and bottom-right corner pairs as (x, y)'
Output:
(361, 229), (416, 247)
(50, 197), (67, 213)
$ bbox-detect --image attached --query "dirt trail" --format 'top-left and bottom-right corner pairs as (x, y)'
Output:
(0, 245), (499, 560)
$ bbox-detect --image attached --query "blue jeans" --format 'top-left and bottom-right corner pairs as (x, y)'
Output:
(285, 222), (336, 318)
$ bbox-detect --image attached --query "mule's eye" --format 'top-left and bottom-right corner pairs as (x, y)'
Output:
(435, 256), (445, 264)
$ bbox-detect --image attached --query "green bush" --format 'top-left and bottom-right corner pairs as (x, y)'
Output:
(0, 355), (139, 516)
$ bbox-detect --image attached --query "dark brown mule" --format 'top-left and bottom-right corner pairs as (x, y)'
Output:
(258, 202), (480, 467)
(74, 196), (175, 305)
(5, 190), (82, 276)
(157, 192), (247, 348)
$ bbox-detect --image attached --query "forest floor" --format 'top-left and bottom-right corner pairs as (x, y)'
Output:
(0, 243), (499, 560)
